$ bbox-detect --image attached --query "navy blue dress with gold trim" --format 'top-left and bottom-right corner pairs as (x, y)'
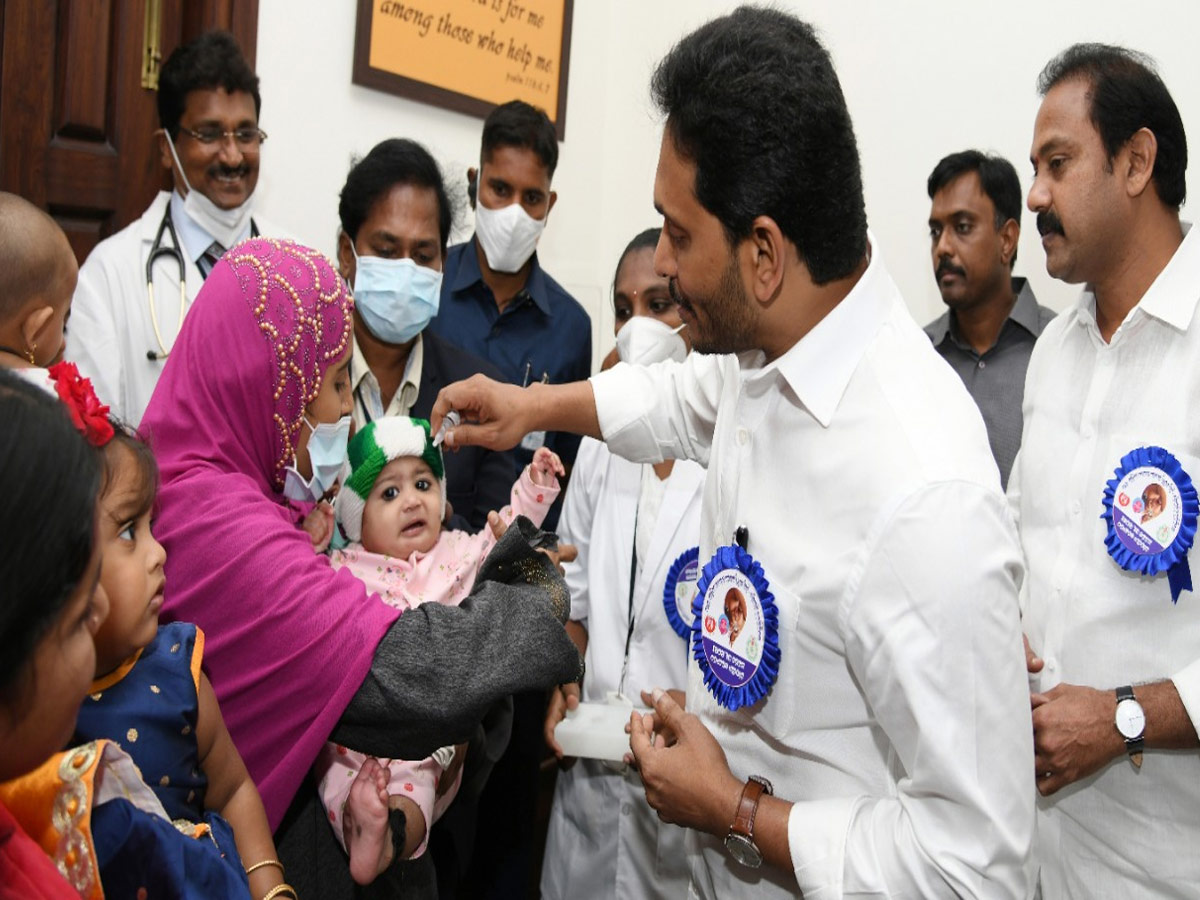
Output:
(73, 622), (250, 897)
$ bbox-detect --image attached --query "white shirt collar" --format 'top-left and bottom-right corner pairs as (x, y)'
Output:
(350, 332), (424, 423)
(168, 190), (252, 262)
(1071, 221), (1198, 336)
(745, 232), (893, 428)
(1134, 220), (1198, 331)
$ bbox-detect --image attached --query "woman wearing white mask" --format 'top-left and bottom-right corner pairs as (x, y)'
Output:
(540, 228), (703, 900)
(336, 139), (518, 533)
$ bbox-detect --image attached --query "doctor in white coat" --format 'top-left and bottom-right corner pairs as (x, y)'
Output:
(541, 229), (703, 900)
(68, 31), (281, 424)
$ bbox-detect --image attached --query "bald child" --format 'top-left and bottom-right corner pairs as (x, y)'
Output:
(0, 192), (78, 373)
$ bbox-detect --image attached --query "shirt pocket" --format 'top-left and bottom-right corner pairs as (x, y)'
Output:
(754, 580), (803, 738)
(1092, 431), (1200, 554)
(701, 579), (803, 739)
(1072, 431), (1200, 648)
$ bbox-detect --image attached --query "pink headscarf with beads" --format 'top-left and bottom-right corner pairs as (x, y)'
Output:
(141, 239), (399, 828)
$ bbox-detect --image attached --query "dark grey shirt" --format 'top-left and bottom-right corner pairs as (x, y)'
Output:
(924, 277), (1056, 489)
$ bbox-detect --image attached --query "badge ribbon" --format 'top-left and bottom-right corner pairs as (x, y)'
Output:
(690, 544), (780, 710)
(663, 546), (700, 640)
(1101, 445), (1198, 603)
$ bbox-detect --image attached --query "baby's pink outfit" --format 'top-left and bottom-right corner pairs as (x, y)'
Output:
(315, 466), (559, 857)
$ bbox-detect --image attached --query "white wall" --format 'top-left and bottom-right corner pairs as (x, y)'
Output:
(254, 0), (1200, 370)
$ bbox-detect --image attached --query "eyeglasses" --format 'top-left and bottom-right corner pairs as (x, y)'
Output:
(178, 126), (268, 148)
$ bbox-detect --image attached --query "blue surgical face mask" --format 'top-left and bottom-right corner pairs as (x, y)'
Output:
(282, 414), (351, 502)
(350, 245), (443, 345)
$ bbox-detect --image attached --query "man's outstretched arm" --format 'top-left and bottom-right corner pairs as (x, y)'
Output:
(432, 375), (601, 452)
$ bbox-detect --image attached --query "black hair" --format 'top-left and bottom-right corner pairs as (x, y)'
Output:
(0, 370), (101, 705)
(1038, 43), (1187, 209)
(613, 227), (661, 291)
(480, 100), (559, 178)
(157, 30), (261, 139)
(102, 419), (160, 520)
(927, 150), (1022, 266)
(651, 6), (867, 285)
(338, 139), (454, 252)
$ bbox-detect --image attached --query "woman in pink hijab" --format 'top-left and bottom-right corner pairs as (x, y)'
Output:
(141, 239), (579, 896)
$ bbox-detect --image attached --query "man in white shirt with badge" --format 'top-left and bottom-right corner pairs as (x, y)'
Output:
(68, 31), (281, 423)
(433, 7), (1034, 898)
(1016, 43), (1200, 897)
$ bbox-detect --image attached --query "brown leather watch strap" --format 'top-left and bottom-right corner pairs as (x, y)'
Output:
(731, 776), (771, 839)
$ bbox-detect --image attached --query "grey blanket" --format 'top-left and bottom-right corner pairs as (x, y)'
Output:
(278, 516), (582, 898)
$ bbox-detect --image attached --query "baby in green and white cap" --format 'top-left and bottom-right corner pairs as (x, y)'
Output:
(333, 415), (562, 578)
(317, 415), (562, 884)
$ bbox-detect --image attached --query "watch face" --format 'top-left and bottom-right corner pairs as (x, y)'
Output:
(724, 832), (764, 868)
(1115, 699), (1146, 739)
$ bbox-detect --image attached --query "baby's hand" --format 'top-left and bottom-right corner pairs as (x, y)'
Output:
(530, 447), (565, 487)
(302, 501), (335, 553)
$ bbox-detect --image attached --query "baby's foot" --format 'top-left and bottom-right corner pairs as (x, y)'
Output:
(343, 758), (393, 884)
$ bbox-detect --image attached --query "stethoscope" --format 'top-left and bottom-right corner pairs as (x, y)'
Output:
(144, 205), (187, 361)
(144, 203), (256, 360)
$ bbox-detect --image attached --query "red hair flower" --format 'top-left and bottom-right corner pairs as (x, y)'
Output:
(48, 361), (114, 447)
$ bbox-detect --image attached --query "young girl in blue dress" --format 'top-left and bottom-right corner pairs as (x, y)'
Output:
(71, 421), (291, 900)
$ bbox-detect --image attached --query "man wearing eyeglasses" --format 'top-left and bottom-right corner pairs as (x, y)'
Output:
(68, 30), (284, 424)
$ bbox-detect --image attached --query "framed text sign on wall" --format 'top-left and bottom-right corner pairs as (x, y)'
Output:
(352, 0), (574, 139)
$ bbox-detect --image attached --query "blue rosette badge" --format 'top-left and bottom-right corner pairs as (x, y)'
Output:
(1101, 445), (1199, 603)
(663, 546), (700, 640)
(690, 544), (781, 710)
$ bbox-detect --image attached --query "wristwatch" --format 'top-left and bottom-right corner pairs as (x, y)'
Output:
(724, 775), (772, 867)
(1114, 685), (1145, 768)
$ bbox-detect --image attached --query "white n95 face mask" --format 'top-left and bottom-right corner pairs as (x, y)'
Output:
(351, 248), (443, 345)
(474, 201), (546, 273)
(615, 316), (688, 365)
(164, 131), (255, 249)
(282, 415), (351, 502)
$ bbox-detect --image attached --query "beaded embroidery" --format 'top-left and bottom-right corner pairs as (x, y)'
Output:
(52, 742), (98, 896)
(220, 238), (354, 488)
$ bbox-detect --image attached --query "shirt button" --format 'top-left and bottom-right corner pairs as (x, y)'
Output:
(1044, 657), (1057, 673)
(978, 360), (986, 369)
(1071, 500), (1082, 516)
(736, 427), (750, 445)
(621, 804), (632, 816)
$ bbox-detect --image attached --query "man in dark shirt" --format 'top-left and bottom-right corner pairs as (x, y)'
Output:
(427, 99), (590, 899)
(924, 150), (1056, 487)
(428, 100), (591, 507)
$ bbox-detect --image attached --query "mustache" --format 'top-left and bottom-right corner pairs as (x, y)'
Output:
(936, 259), (966, 280)
(208, 163), (251, 179)
(668, 278), (691, 310)
(1037, 211), (1065, 238)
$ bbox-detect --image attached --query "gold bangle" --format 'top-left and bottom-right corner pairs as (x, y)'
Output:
(260, 884), (298, 900)
(245, 858), (285, 877)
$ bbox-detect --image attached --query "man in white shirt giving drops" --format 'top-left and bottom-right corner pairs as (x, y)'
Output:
(433, 6), (1034, 898)
(1017, 43), (1200, 898)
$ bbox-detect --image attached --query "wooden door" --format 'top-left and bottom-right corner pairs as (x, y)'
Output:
(0, 0), (258, 264)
